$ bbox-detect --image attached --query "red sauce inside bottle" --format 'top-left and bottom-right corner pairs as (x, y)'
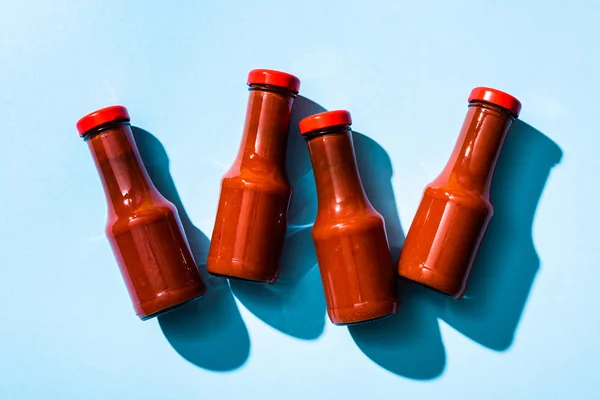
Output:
(398, 88), (521, 298)
(300, 110), (398, 325)
(207, 69), (300, 283)
(78, 106), (205, 319)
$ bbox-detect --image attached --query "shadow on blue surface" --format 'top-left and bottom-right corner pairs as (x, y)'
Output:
(133, 127), (250, 372)
(229, 96), (327, 340)
(131, 110), (561, 377)
(350, 119), (562, 380)
(349, 281), (447, 380)
(349, 131), (447, 380)
(437, 120), (563, 350)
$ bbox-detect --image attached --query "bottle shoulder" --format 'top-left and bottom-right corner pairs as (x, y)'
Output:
(222, 167), (291, 193)
(313, 205), (384, 238)
(423, 183), (492, 211)
(106, 196), (177, 232)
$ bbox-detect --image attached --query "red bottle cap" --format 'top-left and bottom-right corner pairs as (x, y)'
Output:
(299, 110), (353, 135)
(76, 105), (131, 136)
(468, 87), (522, 117)
(247, 69), (301, 93)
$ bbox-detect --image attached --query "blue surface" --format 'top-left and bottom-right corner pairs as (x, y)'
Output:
(0, 1), (597, 398)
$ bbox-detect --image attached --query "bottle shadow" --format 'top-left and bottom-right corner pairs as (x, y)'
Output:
(436, 120), (563, 350)
(229, 96), (327, 340)
(132, 127), (250, 371)
(349, 131), (447, 380)
(349, 119), (562, 380)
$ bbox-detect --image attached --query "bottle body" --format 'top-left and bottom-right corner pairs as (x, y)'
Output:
(87, 121), (205, 319)
(398, 102), (515, 298)
(207, 85), (295, 282)
(307, 128), (398, 324)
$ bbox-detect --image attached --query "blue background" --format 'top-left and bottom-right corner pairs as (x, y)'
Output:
(0, 1), (597, 398)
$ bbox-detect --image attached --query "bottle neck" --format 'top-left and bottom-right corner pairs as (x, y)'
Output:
(234, 85), (295, 175)
(306, 127), (370, 216)
(85, 122), (158, 216)
(439, 102), (515, 196)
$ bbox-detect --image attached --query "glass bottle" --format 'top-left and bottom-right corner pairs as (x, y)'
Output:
(77, 106), (205, 319)
(207, 69), (300, 283)
(398, 87), (522, 298)
(300, 110), (398, 324)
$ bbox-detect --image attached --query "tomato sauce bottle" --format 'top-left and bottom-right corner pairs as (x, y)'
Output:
(77, 106), (205, 319)
(207, 69), (300, 282)
(299, 110), (398, 325)
(397, 87), (522, 298)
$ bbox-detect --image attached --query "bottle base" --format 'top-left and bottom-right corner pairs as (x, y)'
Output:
(399, 263), (465, 299)
(135, 283), (206, 320)
(207, 257), (278, 284)
(328, 299), (399, 325)
(140, 295), (202, 321)
(336, 311), (396, 326)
